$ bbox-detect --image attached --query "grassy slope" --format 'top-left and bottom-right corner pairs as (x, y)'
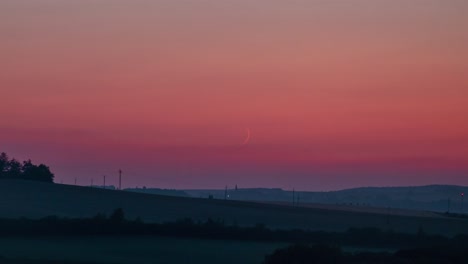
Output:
(0, 180), (467, 235)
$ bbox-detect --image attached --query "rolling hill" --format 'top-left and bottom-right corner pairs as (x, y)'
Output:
(184, 185), (468, 213)
(1, 180), (468, 236)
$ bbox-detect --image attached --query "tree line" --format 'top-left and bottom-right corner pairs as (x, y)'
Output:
(0, 209), (466, 264)
(1, 208), (468, 251)
(0, 152), (54, 183)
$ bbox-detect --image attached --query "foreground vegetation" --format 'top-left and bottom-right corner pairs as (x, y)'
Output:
(1, 209), (468, 263)
(1, 209), (468, 250)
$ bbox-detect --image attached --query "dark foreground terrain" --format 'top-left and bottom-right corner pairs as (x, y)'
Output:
(2, 180), (468, 264)
(263, 244), (468, 264)
(0, 236), (283, 264)
(1, 180), (468, 235)
(3, 239), (466, 264)
(1, 214), (467, 264)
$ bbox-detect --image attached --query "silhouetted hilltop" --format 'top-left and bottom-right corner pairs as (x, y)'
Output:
(184, 185), (468, 213)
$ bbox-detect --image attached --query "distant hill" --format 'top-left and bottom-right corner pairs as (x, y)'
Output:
(1, 179), (467, 236)
(184, 185), (468, 213)
(125, 187), (189, 197)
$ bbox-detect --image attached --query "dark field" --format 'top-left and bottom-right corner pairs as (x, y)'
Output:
(0, 236), (285, 264)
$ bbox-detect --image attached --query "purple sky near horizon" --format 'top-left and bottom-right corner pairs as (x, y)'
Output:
(1, 0), (468, 190)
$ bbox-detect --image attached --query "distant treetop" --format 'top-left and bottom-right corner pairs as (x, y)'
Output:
(0, 152), (54, 183)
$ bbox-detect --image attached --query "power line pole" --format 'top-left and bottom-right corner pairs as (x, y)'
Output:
(224, 186), (228, 200)
(103, 175), (106, 189)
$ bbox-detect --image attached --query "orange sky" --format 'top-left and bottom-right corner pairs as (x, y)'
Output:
(1, 0), (468, 190)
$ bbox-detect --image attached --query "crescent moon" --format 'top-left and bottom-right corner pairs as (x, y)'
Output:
(242, 128), (251, 145)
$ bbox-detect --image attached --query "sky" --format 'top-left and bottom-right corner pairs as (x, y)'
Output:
(1, 0), (467, 190)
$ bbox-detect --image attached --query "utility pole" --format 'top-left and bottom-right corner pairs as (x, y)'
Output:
(74, 178), (77, 185)
(224, 186), (228, 200)
(91, 178), (93, 186)
(119, 169), (122, 190)
(103, 175), (106, 189)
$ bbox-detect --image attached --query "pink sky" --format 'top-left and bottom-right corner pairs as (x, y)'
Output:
(1, 0), (468, 190)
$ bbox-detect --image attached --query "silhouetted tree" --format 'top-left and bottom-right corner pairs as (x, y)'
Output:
(21, 160), (35, 180)
(23, 162), (54, 182)
(0, 152), (54, 182)
(0, 152), (8, 178)
(6, 158), (22, 179)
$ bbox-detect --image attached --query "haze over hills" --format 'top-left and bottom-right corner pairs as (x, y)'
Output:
(128, 185), (468, 214)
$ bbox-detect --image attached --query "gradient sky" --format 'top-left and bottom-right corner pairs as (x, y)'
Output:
(1, 0), (468, 190)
